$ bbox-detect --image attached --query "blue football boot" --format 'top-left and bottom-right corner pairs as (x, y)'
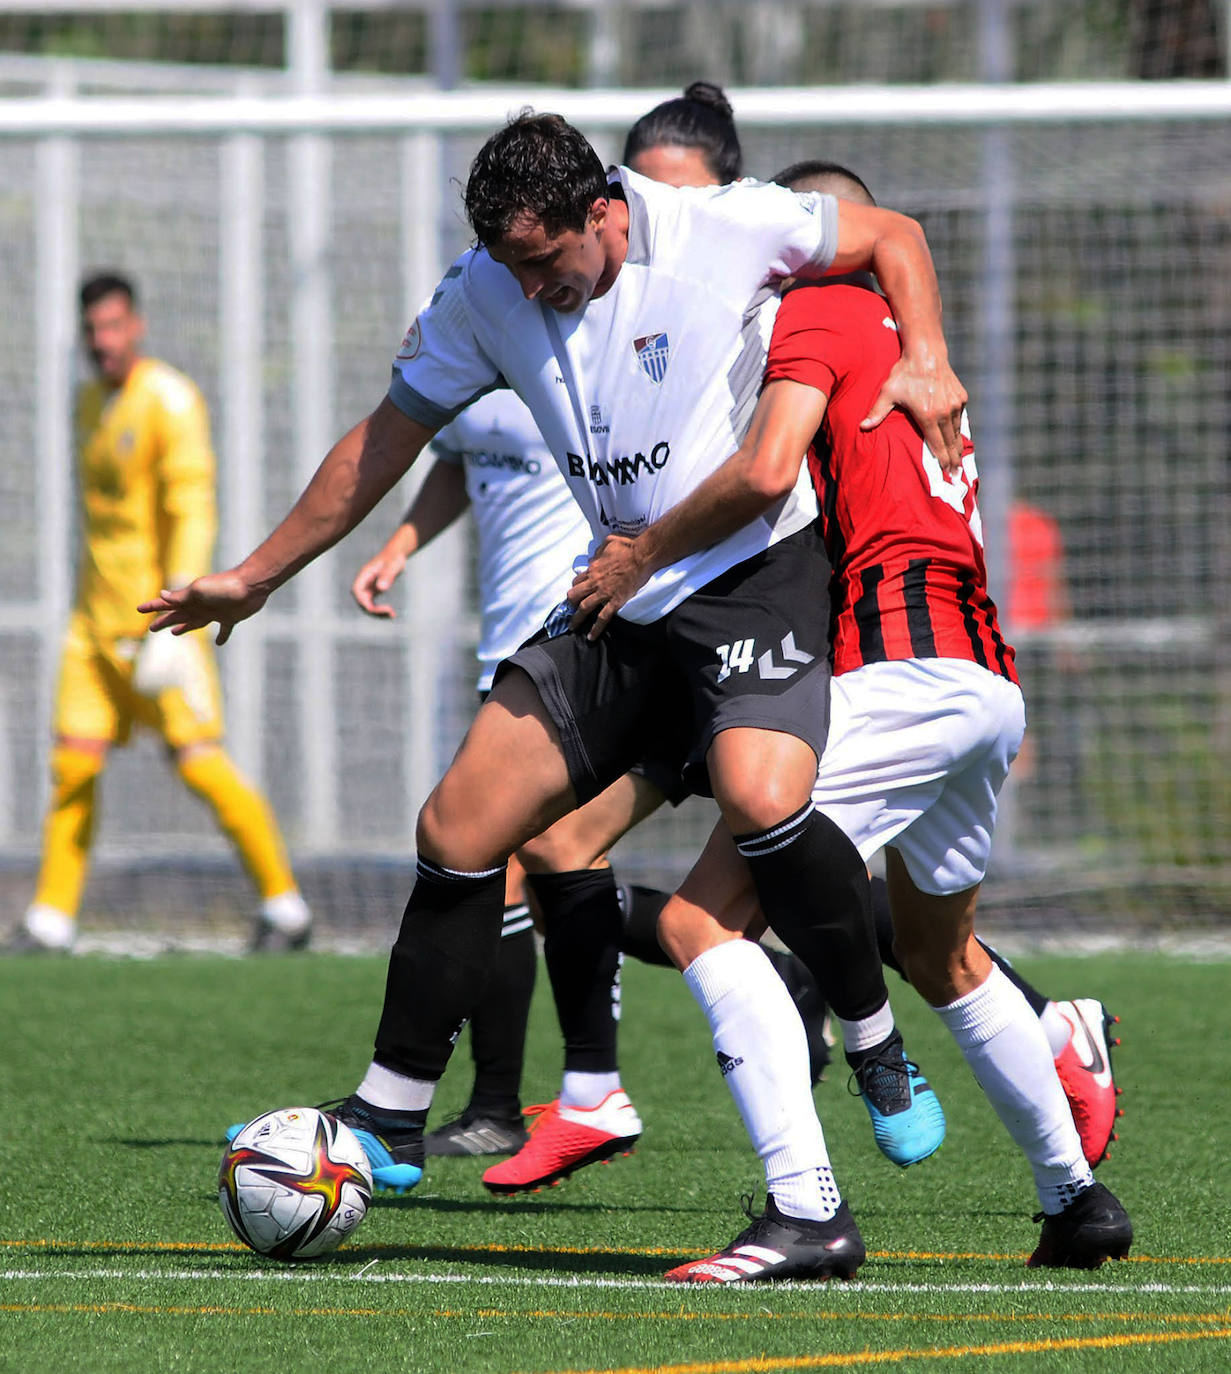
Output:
(225, 1095), (425, 1194)
(848, 1033), (945, 1167)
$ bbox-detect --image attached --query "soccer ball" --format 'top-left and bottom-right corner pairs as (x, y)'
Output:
(218, 1106), (373, 1261)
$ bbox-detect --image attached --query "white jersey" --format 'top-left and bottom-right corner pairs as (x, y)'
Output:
(433, 391), (587, 691)
(389, 169), (838, 623)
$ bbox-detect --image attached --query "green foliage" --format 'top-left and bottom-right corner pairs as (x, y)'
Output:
(1, 951), (1229, 1372)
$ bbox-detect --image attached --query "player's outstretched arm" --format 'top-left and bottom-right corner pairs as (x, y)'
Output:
(568, 378), (826, 638)
(352, 456), (469, 618)
(141, 397), (436, 643)
(827, 201), (967, 469)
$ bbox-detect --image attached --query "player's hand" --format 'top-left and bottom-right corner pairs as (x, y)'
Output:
(138, 571), (268, 646)
(862, 352), (967, 471)
(351, 548), (407, 618)
(566, 535), (650, 640)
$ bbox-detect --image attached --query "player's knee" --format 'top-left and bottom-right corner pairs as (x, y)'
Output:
(654, 899), (704, 972)
(707, 730), (816, 833)
(713, 772), (812, 835)
(416, 785), (495, 870)
(49, 743), (105, 804)
(518, 827), (605, 874)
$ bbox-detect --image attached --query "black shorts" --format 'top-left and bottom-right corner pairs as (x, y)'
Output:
(497, 525), (833, 804)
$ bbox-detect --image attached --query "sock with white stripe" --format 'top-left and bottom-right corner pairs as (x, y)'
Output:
(932, 963), (1093, 1213)
(684, 939), (840, 1223)
(372, 857), (507, 1084)
(465, 905), (537, 1119)
(735, 804), (887, 1023)
(530, 869), (624, 1076)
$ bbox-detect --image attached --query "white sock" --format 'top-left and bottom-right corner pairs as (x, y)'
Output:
(260, 890), (311, 934)
(561, 1070), (621, 1109)
(932, 964), (1092, 1213)
(1039, 1001), (1072, 1057)
(684, 939), (839, 1222)
(356, 1061), (435, 1113)
(24, 904), (76, 950)
(835, 997), (896, 1056)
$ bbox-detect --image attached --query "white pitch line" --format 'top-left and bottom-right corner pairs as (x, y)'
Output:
(4, 1268), (1231, 1298)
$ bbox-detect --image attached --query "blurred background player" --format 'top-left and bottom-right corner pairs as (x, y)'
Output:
(10, 272), (309, 955)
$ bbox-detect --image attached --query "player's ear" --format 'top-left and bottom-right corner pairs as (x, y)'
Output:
(587, 198), (610, 234)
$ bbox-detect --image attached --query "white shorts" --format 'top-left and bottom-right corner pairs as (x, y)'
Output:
(811, 658), (1026, 896)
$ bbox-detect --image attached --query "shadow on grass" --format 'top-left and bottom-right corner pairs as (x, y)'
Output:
(34, 1239), (687, 1278)
(384, 1192), (702, 1217)
(110, 1137), (224, 1150)
(340, 1240), (684, 1275)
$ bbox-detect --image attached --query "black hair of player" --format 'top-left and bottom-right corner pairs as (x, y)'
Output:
(80, 271), (138, 311)
(772, 159), (877, 206)
(622, 80), (743, 183)
(465, 111), (609, 247)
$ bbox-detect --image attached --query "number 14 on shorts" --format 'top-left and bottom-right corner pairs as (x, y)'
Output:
(717, 632), (815, 684)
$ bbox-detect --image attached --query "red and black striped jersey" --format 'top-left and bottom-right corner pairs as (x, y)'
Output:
(764, 283), (1017, 684)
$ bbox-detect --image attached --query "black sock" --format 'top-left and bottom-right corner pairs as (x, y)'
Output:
(845, 1026), (903, 1072)
(373, 858), (506, 1082)
(871, 875), (905, 979)
(873, 873), (1050, 1015)
(465, 906), (537, 1119)
(736, 804), (886, 1023)
(529, 868), (622, 1073)
(617, 882), (674, 967)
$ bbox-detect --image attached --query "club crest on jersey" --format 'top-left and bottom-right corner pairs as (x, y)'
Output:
(396, 319), (422, 362)
(633, 332), (670, 384)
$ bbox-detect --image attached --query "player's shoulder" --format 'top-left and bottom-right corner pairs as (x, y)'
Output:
(135, 358), (205, 417)
(419, 245), (523, 343)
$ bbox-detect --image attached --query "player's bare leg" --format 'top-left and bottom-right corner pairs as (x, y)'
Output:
(885, 848), (1132, 1267)
(417, 667), (578, 870)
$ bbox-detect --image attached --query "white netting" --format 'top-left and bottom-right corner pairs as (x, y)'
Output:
(0, 75), (1227, 938)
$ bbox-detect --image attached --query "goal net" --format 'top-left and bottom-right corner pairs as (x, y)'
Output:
(0, 76), (1227, 943)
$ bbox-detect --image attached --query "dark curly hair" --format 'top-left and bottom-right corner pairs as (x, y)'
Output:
(465, 111), (608, 247)
(621, 80), (742, 184)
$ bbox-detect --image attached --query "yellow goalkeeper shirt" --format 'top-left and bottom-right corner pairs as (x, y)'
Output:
(75, 357), (218, 640)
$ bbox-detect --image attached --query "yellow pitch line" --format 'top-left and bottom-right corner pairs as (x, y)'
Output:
(531, 1326), (1231, 1374)
(4, 1302), (1230, 1328)
(2, 1238), (1229, 1267)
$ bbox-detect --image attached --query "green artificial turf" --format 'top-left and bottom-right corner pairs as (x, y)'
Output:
(2, 949), (1229, 1373)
